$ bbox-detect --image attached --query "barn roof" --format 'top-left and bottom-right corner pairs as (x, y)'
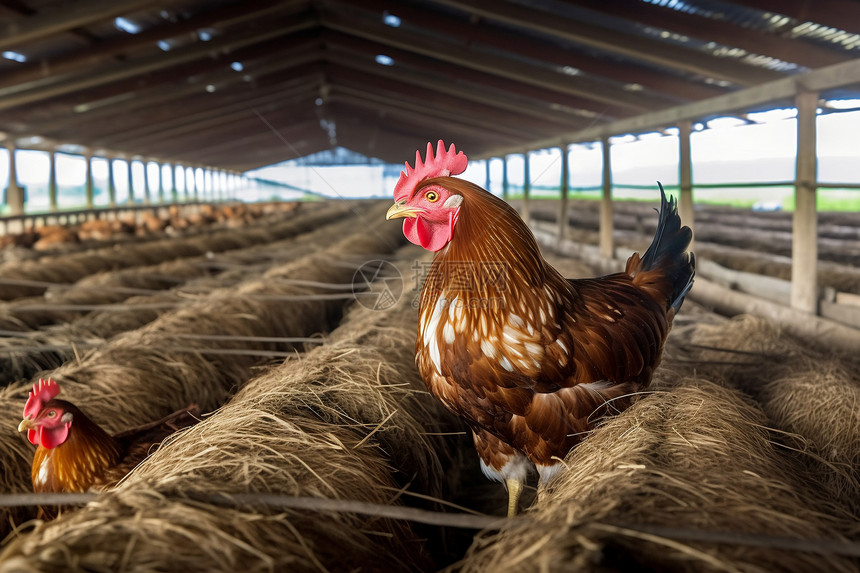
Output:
(0, 0), (858, 170)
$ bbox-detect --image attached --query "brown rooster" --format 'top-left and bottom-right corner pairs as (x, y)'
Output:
(18, 378), (198, 498)
(386, 141), (695, 516)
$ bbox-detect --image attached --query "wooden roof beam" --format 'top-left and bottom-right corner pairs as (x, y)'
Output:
(322, 31), (632, 120)
(325, 66), (573, 136)
(433, 0), (784, 86)
(100, 83), (322, 147)
(321, 13), (672, 113)
(0, 0), (174, 51)
(27, 57), (324, 137)
(0, 0), (308, 90)
(0, 11), (318, 111)
(334, 0), (727, 101)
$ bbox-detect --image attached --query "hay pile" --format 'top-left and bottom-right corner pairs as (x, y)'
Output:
(0, 202), (350, 302)
(0, 205), (372, 387)
(0, 204), (406, 535)
(0, 251), (456, 572)
(688, 315), (860, 517)
(455, 375), (859, 572)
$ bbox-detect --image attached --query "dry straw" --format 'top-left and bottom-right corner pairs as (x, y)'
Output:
(0, 204), (406, 536)
(0, 202), (349, 302)
(0, 251), (456, 572)
(689, 315), (860, 517)
(455, 375), (859, 572)
(0, 205), (366, 386)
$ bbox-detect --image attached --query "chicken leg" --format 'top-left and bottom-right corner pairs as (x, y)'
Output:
(505, 478), (523, 517)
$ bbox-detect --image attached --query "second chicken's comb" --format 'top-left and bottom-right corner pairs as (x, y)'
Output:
(393, 140), (468, 202)
(23, 378), (60, 419)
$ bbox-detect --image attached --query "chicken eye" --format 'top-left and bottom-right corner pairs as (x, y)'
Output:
(425, 190), (439, 203)
(46, 410), (56, 417)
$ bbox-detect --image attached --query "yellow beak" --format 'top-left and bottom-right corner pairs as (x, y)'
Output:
(386, 200), (423, 220)
(18, 418), (35, 433)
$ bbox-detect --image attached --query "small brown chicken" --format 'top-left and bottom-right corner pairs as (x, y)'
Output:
(18, 378), (198, 496)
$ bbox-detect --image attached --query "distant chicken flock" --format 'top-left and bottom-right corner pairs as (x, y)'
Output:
(0, 202), (299, 252)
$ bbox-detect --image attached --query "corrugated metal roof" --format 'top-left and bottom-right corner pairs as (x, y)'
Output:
(0, 0), (857, 168)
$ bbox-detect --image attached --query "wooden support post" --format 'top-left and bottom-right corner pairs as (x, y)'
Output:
(143, 160), (151, 205)
(502, 156), (509, 200)
(558, 144), (569, 240)
(83, 152), (94, 209)
(171, 163), (178, 202)
(48, 149), (58, 212)
(791, 91), (819, 314)
(599, 137), (614, 259)
(522, 151), (531, 225)
(156, 162), (164, 203)
(678, 120), (695, 250)
(107, 158), (117, 207)
(127, 159), (135, 205)
(5, 142), (24, 215)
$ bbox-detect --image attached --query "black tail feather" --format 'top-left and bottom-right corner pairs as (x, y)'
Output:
(640, 182), (696, 313)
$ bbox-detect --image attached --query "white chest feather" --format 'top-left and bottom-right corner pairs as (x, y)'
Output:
(37, 455), (51, 485)
(422, 293), (546, 375)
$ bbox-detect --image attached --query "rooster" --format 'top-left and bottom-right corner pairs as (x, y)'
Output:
(18, 378), (198, 499)
(386, 141), (695, 516)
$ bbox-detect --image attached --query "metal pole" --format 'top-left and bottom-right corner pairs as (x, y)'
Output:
(84, 152), (94, 209)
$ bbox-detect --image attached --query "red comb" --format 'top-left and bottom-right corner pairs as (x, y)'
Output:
(23, 378), (60, 419)
(393, 140), (468, 202)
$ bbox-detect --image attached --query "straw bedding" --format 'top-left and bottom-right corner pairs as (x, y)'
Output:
(0, 205), (373, 387)
(0, 202), (349, 302)
(0, 204), (406, 536)
(688, 315), (860, 517)
(454, 374), (859, 573)
(0, 252), (455, 572)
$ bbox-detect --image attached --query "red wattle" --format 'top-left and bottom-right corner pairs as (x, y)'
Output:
(27, 428), (38, 446)
(37, 423), (70, 449)
(403, 214), (456, 252)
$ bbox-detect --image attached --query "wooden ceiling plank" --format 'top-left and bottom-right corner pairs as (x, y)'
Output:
(331, 85), (547, 140)
(321, 12), (671, 112)
(0, 12), (318, 111)
(0, 0), (173, 50)
(0, 0), (307, 91)
(25, 56), (323, 137)
(434, 0), (784, 86)
(337, 0), (727, 101)
(104, 85), (321, 148)
(329, 96), (522, 146)
(326, 66), (571, 136)
(322, 31), (633, 120)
